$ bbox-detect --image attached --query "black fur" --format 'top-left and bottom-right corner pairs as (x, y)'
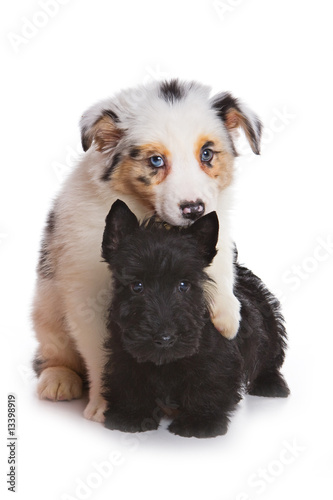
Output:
(129, 147), (140, 159)
(37, 246), (53, 279)
(102, 109), (120, 123)
(37, 208), (56, 279)
(101, 201), (289, 438)
(33, 357), (45, 377)
(101, 153), (122, 182)
(46, 209), (56, 233)
(159, 79), (185, 103)
(137, 175), (151, 186)
(80, 125), (90, 152)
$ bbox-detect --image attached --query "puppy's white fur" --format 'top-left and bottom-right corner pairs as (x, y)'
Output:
(32, 80), (262, 421)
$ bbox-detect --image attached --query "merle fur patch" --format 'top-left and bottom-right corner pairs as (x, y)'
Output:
(103, 109), (120, 123)
(129, 147), (140, 159)
(46, 209), (56, 234)
(159, 79), (186, 103)
(33, 356), (45, 377)
(101, 153), (122, 182)
(38, 245), (54, 279)
(37, 208), (57, 279)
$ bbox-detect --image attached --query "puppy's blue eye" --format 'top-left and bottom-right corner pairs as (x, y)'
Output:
(130, 281), (144, 294)
(178, 281), (190, 293)
(149, 156), (164, 168)
(201, 149), (214, 163)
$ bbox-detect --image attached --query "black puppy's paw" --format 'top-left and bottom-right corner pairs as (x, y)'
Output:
(168, 415), (229, 438)
(248, 370), (290, 398)
(104, 411), (159, 433)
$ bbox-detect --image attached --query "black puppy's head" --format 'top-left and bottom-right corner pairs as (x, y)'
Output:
(102, 200), (219, 365)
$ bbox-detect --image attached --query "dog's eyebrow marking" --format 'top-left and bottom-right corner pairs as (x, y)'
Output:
(202, 141), (215, 149)
(159, 79), (185, 103)
(101, 153), (122, 182)
(129, 147), (141, 159)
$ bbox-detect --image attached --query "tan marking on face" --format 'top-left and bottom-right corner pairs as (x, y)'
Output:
(110, 143), (171, 210)
(195, 134), (235, 189)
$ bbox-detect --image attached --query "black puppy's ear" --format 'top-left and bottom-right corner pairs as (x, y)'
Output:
(102, 200), (139, 262)
(187, 211), (219, 266)
(211, 92), (262, 155)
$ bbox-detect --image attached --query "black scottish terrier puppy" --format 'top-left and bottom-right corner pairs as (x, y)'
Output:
(101, 200), (289, 438)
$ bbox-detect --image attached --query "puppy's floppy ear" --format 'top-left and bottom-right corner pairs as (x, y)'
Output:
(102, 200), (139, 262)
(188, 211), (219, 266)
(211, 92), (262, 155)
(80, 104), (124, 153)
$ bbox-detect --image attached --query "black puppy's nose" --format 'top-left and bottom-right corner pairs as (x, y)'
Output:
(180, 200), (205, 221)
(154, 334), (176, 348)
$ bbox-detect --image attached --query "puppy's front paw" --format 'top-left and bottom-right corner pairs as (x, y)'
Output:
(37, 367), (83, 401)
(168, 415), (228, 438)
(211, 293), (241, 339)
(84, 396), (107, 423)
(104, 411), (159, 433)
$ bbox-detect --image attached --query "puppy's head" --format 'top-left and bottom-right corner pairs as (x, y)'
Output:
(102, 200), (219, 365)
(81, 79), (262, 226)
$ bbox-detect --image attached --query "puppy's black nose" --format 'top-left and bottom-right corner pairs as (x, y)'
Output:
(180, 200), (205, 221)
(154, 334), (176, 348)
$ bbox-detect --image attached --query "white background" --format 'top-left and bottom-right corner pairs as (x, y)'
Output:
(1, 1), (332, 499)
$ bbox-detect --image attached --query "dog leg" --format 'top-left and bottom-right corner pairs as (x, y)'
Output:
(64, 309), (108, 423)
(83, 393), (107, 423)
(32, 280), (85, 401)
(103, 362), (161, 433)
(62, 271), (111, 423)
(207, 240), (241, 339)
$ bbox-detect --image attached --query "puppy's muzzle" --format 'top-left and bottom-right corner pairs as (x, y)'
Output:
(180, 200), (205, 221)
(154, 334), (176, 349)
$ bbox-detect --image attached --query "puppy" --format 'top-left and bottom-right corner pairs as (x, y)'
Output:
(101, 201), (289, 438)
(32, 79), (262, 421)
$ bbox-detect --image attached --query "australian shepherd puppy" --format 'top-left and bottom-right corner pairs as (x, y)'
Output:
(32, 79), (262, 422)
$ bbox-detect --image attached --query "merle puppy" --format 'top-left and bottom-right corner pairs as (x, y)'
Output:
(101, 200), (289, 438)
